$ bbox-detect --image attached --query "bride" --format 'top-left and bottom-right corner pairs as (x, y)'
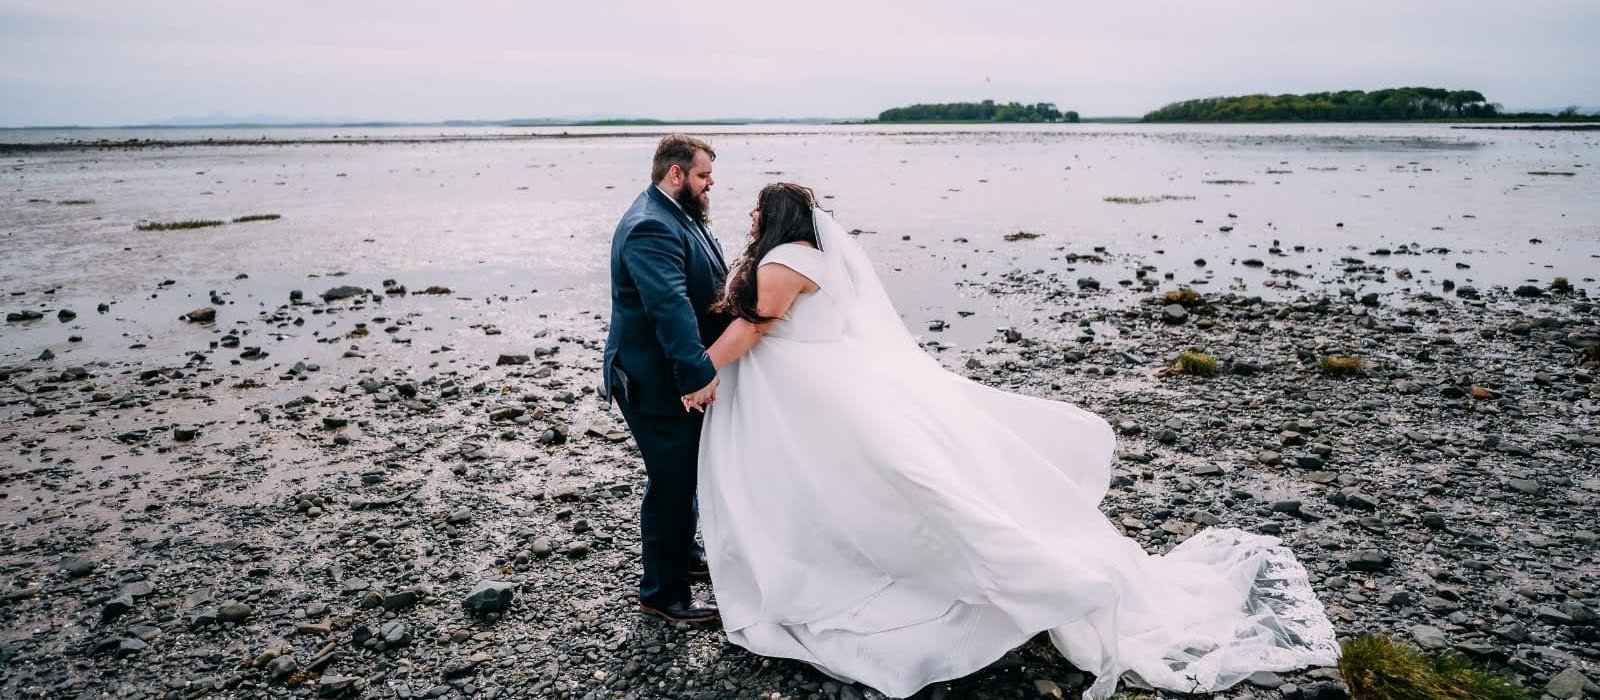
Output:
(689, 183), (1339, 699)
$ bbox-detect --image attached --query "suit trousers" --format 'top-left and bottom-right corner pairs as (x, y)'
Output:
(618, 405), (704, 607)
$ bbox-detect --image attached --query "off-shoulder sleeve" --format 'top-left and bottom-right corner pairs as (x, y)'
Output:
(757, 243), (825, 289)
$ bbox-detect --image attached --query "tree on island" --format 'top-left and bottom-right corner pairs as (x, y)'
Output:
(878, 100), (1079, 123)
(1142, 87), (1505, 122)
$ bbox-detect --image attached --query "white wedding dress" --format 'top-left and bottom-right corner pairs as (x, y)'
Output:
(697, 209), (1339, 699)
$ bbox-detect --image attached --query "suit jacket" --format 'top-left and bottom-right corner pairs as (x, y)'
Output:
(603, 186), (731, 415)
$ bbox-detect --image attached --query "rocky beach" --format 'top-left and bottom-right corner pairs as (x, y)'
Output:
(2, 124), (1598, 699)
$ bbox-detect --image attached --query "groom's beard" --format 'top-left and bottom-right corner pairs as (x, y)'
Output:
(673, 182), (709, 223)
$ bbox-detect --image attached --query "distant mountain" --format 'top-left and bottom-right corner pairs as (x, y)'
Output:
(144, 114), (847, 128)
(152, 113), (368, 127)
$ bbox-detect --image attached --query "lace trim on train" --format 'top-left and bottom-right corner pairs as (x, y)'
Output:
(1098, 528), (1341, 699)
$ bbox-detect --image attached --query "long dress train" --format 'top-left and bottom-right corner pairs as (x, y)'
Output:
(697, 210), (1339, 699)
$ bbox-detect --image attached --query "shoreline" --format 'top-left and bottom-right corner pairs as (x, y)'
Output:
(7, 119), (1597, 153)
(2, 247), (1596, 698)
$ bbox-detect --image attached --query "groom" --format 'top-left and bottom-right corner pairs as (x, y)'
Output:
(603, 134), (729, 623)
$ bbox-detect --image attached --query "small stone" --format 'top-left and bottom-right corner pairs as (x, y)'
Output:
(110, 637), (147, 657)
(1162, 304), (1189, 324)
(296, 622), (333, 637)
(443, 651), (492, 678)
(1245, 671), (1283, 689)
(1411, 625), (1447, 650)
(1561, 601), (1598, 624)
(384, 589), (421, 611)
(59, 555), (96, 578)
(379, 620), (412, 646)
(530, 537), (553, 558)
(1453, 640), (1498, 658)
(1227, 360), (1261, 375)
(1493, 622), (1529, 643)
(488, 406), (525, 421)
(320, 285), (366, 302)
(497, 354), (530, 366)
(1545, 667), (1592, 699)
(268, 655), (299, 684)
(1505, 478), (1543, 496)
(1297, 681), (1351, 700)
(102, 595), (135, 620)
(318, 674), (358, 696)
(463, 580), (516, 613)
(539, 425), (569, 445)
(1345, 492), (1380, 511)
(1270, 500), (1302, 514)
(1537, 606), (1575, 625)
(185, 602), (218, 626)
(1347, 551), (1392, 572)
(184, 307), (216, 323)
(1031, 679), (1065, 698)
(1296, 455), (1326, 470)
(217, 601), (253, 623)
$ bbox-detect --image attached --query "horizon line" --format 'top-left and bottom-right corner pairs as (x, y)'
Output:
(2, 114), (1157, 130)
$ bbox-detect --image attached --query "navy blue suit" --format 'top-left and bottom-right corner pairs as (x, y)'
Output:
(603, 185), (729, 607)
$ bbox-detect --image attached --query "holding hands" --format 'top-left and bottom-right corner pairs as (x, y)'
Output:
(681, 376), (719, 413)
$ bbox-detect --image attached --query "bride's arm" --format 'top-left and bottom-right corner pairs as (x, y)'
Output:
(708, 263), (816, 369)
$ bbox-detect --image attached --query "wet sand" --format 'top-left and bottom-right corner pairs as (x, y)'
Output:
(1, 124), (1598, 698)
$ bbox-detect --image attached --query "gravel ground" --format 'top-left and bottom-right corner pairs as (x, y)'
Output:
(2, 251), (1597, 699)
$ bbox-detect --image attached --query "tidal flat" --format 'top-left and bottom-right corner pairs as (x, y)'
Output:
(1, 123), (1597, 698)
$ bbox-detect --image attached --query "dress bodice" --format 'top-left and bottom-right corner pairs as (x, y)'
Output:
(758, 242), (846, 342)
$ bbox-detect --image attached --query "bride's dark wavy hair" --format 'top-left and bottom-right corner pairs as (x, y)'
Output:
(712, 182), (820, 324)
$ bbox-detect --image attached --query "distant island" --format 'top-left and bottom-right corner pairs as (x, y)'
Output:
(1142, 87), (1598, 122)
(877, 100), (1079, 123)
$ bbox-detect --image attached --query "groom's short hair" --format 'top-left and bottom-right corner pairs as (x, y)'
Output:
(652, 134), (716, 183)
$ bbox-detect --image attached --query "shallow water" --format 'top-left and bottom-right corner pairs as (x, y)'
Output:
(3, 123), (1597, 363)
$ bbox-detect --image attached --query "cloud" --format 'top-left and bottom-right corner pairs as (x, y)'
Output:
(2, 0), (1597, 126)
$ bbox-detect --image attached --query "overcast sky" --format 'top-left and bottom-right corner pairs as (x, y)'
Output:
(2, 0), (1597, 127)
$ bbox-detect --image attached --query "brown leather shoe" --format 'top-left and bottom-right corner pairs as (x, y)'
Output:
(639, 599), (719, 624)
